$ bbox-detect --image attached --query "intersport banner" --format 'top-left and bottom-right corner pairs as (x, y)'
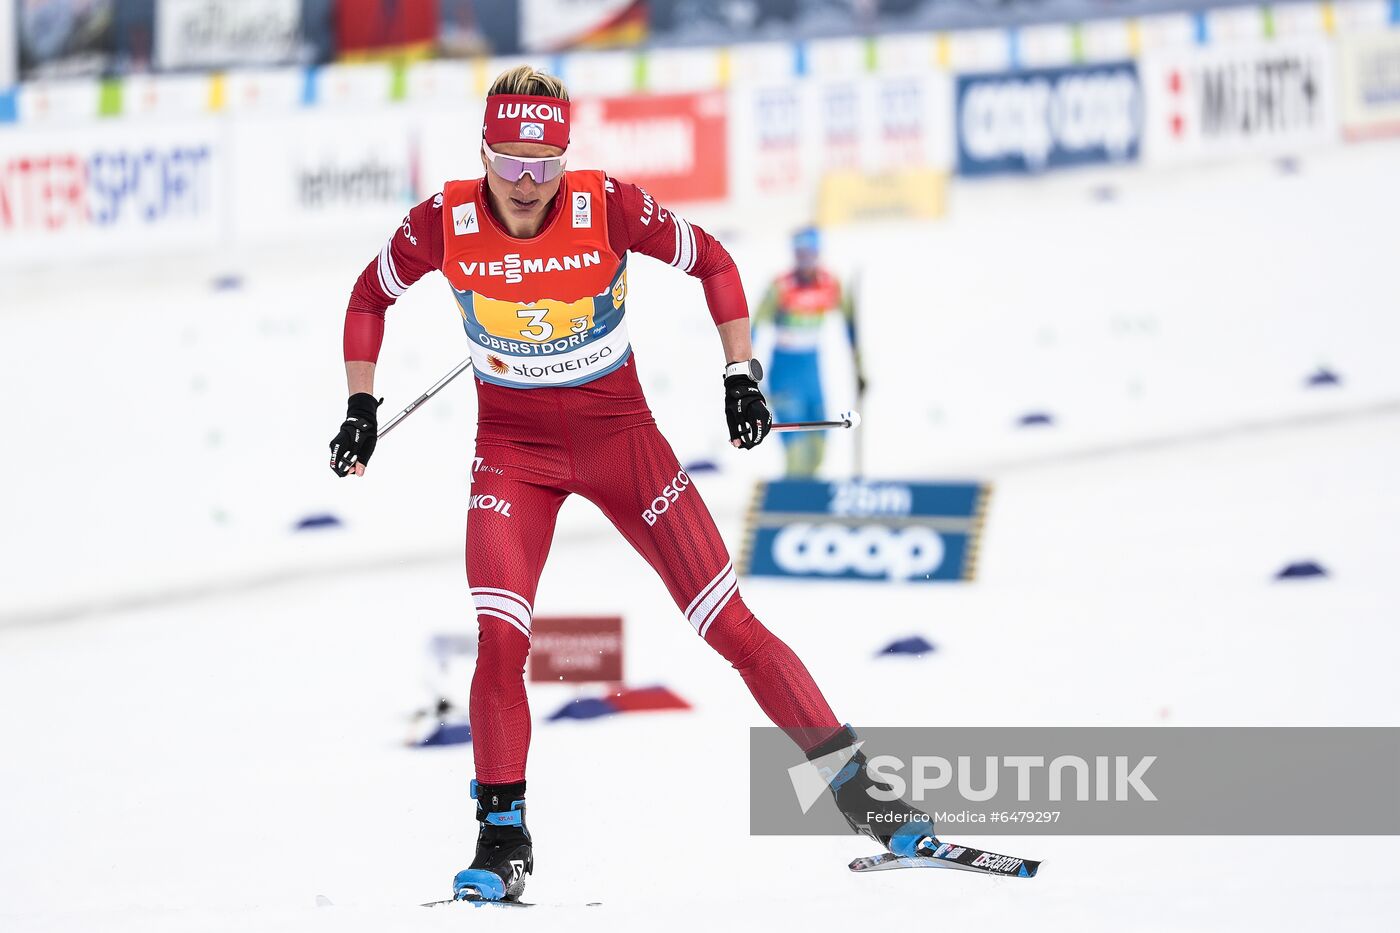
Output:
(1338, 30), (1400, 141)
(955, 62), (1143, 176)
(155, 0), (302, 71)
(1140, 36), (1338, 163)
(568, 91), (727, 205)
(0, 120), (224, 262)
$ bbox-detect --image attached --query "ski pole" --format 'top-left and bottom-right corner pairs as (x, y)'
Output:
(771, 410), (862, 434)
(377, 358), (475, 439)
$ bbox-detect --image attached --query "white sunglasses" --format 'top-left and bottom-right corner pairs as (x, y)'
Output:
(482, 142), (568, 183)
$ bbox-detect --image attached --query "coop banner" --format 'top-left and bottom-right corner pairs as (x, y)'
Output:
(1338, 29), (1400, 141)
(1141, 35), (1338, 163)
(740, 480), (989, 584)
(955, 62), (1143, 176)
(568, 91), (727, 205)
(521, 0), (647, 52)
(155, 0), (302, 71)
(0, 119), (224, 263)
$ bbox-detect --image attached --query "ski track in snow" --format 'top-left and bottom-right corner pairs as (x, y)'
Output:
(2, 145), (1399, 930)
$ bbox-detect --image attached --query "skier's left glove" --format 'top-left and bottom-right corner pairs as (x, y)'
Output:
(724, 365), (772, 450)
(329, 392), (381, 477)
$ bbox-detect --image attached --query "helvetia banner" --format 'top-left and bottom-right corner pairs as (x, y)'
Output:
(954, 62), (1143, 176)
(1141, 35), (1338, 163)
(155, 0), (302, 71)
(739, 480), (989, 584)
(229, 109), (420, 241)
(1338, 29), (1400, 141)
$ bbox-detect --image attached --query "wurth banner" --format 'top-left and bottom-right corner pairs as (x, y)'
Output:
(1141, 36), (1339, 164)
(335, 0), (436, 59)
(569, 91), (728, 205)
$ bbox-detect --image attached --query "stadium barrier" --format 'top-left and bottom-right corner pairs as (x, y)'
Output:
(3, 2), (1399, 264)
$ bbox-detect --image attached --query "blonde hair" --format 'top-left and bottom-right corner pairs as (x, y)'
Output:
(487, 65), (570, 101)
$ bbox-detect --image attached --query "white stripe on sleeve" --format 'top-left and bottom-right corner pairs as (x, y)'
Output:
(377, 241), (407, 298)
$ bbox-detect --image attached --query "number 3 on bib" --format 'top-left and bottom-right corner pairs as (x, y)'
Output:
(516, 308), (553, 341)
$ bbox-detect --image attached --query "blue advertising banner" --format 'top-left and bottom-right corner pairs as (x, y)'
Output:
(739, 479), (990, 584)
(955, 62), (1143, 176)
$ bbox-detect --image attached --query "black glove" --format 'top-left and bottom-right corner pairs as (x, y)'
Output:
(724, 374), (772, 450)
(329, 393), (380, 477)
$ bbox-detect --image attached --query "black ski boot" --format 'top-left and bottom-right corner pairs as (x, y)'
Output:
(806, 725), (938, 857)
(452, 780), (533, 902)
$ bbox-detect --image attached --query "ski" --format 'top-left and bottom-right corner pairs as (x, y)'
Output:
(850, 841), (1040, 878)
(421, 896), (603, 909)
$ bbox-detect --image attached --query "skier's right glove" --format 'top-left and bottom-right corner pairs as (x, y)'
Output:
(329, 393), (381, 477)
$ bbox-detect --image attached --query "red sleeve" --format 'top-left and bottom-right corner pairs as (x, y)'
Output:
(343, 194), (446, 362)
(604, 175), (748, 325)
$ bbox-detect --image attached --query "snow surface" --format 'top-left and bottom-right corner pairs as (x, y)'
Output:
(3, 143), (1400, 930)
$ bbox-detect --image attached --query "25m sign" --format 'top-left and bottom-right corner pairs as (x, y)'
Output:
(738, 480), (990, 584)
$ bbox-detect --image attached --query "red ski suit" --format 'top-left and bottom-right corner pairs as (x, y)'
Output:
(344, 172), (840, 782)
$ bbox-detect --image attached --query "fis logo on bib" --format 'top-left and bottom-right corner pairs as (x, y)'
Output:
(520, 122), (545, 141)
(453, 201), (479, 236)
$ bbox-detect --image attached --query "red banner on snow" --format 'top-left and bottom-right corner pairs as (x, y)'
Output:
(528, 616), (624, 684)
(570, 91), (728, 206)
